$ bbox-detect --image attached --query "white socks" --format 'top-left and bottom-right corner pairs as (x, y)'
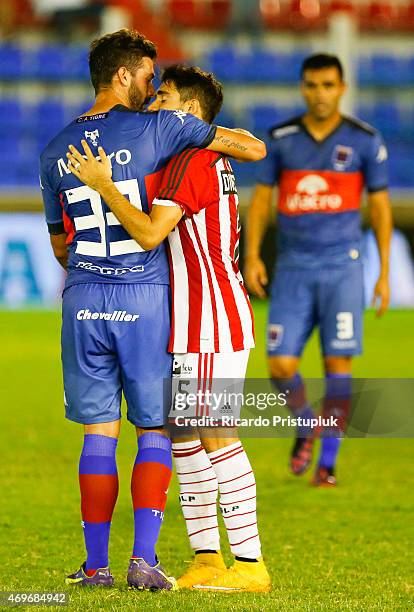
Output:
(208, 442), (261, 559)
(172, 440), (220, 551)
(173, 440), (261, 559)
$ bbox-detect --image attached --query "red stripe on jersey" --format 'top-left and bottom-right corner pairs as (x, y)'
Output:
(144, 167), (165, 211)
(191, 219), (220, 351)
(278, 169), (364, 216)
(59, 193), (75, 244)
(196, 353), (203, 416)
(201, 353), (208, 417)
(178, 221), (203, 354)
(159, 149), (198, 201)
(224, 158), (238, 267)
(205, 200), (244, 352)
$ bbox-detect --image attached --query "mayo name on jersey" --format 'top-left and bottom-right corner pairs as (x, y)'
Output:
(153, 149), (255, 354)
(39, 106), (216, 288)
(256, 116), (388, 266)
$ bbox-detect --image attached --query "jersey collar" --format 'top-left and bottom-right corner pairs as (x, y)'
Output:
(299, 115), (345, 145)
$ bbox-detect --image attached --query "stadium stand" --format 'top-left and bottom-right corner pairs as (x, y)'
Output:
(0, 0), (412, 192)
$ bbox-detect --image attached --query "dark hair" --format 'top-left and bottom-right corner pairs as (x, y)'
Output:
(301, 54), (344, 81)
(161, 64), (223, 123)
(89, 29), (157, 94)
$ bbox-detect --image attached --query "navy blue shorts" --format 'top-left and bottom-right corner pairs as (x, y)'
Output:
(61, 283), (172, 427)
(267, 262), (364, 357)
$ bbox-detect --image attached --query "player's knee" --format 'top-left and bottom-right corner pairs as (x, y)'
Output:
(201, 431), (239, 453)
(324, 355), (352, 375)
(136, 426), (170, 439)
(84, 420), (121, 438)
(268, 357), (298, 380)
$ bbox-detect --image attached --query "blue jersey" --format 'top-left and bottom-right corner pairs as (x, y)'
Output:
(40, 106), (216, 288)
(256, 115), (388, 267)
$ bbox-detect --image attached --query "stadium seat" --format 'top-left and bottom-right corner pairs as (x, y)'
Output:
(243, 48), (308, 83)
(215, 109), (237, 129)
(246, 104), (301, 133)
(32, 45), (67, 81)
(65, 46), (90, 81)
(0, 45), (24, 80)
(231, 160), (258, 187)
(387, 144), (414, 187)
(204, 46), (246, 82)
(32, 100), (67, 138)
(0, 99), (24, 128)
(357, 102), (402, 141)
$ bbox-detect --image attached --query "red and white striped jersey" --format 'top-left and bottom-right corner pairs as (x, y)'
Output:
(153, 148), (255, 354)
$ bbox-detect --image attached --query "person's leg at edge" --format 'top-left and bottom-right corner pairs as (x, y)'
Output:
(269, 356), (317, 474)
(79, 420), (120, 575)
(313, 355), (352, 486)
(171, 429), (225, 588)
(130, 426), (173, 567)
(193, 429), (270, 592)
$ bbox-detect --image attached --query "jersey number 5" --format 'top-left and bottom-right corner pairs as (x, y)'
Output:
(65, 179), (145, 257)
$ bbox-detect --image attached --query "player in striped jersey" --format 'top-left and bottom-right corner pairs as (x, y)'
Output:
(67, 65), (271, 594)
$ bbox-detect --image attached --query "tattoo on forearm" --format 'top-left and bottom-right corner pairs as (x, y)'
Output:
(214, 135), (248, 152)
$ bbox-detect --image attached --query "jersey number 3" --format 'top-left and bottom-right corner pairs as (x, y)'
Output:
(65, 179), (145, 257)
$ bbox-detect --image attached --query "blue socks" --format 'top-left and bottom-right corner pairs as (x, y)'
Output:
(79, 434), (119, 573)
(131, 432), (172, 566)
(319, 374), (352, 469)
(273, 373), (315, 437)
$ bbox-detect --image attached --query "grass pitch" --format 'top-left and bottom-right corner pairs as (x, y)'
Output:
(0, 304), (413, 611)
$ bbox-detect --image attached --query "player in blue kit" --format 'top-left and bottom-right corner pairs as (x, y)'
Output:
(39, 29), (265, 589)
(245, 54), (392, 486)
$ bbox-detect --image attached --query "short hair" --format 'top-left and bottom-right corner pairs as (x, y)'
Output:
(301, 54), (344, 81)
(89, 29), (157, 94)
(161, 64), (223, 124)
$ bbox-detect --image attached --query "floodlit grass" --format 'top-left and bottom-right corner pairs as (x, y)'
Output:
(0, 307), (413, 610)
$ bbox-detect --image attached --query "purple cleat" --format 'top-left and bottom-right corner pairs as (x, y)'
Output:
(65, 562), (114, 587)
(127, 558), (178, 591)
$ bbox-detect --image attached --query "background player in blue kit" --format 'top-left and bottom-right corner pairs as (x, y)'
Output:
(245, 54), (392, 486)
(39, 29), (265, 589)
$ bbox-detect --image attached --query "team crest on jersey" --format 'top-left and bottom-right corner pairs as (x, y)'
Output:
(332, 145), (353, 170)
(268, 324), (284, 350)
(221, 170), (237, 195)
(173, 110), (187, 124)
(84, 129), (100, 147)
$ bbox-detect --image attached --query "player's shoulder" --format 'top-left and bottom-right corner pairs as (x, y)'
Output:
(167, 147), (217, 170)
(40, 120), (77, 166)
(342, 115), (381, 139)
(268, 116), (304, 141)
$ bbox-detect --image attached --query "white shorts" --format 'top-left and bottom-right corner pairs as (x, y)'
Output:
(169, 350), (250, 423)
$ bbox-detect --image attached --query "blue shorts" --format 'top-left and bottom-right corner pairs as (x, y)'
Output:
(267, 262), (364, 357)
(61, 283), (172, 427)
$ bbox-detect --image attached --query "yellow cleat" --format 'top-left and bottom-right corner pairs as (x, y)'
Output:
(177, 552), (227, 589)
(193, 557), (271, 593)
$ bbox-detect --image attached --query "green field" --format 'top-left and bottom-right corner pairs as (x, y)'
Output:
(1, 304), (413, 611)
